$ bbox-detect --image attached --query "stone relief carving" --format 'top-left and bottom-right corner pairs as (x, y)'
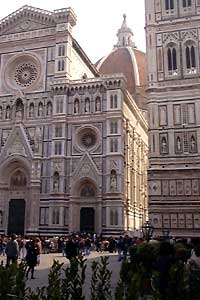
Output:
(10, 170), (27, 187)
(7, 133), (26, 156)
(163, 32), (179, 44)
(110, 160), (119, 170)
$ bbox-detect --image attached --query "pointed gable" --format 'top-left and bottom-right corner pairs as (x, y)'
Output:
(0, 124), (33, 163)
(72, 152), (100, 184)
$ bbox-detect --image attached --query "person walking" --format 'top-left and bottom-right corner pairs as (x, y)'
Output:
(65, 237), (77, 260)
(25, 239), (40, 279)
(5, 234), (19, 266)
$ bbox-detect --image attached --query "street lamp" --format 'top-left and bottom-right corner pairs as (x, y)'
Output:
(162, 228), (170, 240)
(142, 220), (154, 242)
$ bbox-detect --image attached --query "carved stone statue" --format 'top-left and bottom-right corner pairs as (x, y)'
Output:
(6, 106), (11, 119)
(177, 137), (181, 151)
(85, 99), (90, 113)
(34, 127), (42, 154)
(95, 98), (101, 112)
(110, 171), (117, 191)
(47, 102), (52, 116)
(161, 137), (167, 153)
(74, 100), (79, 114)
(53, 172), (59, 192)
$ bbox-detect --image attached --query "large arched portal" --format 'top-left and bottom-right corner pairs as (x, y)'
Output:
(79, 181), (96, 233)
(8, 170), (27, 235)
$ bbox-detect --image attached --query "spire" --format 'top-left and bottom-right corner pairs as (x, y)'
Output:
(114, 14), (136, 48)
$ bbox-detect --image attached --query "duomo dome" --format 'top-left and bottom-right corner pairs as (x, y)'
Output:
(96, 15), (147, 111)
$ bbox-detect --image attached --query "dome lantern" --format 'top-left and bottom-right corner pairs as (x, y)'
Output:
(115, 14), (136, 48)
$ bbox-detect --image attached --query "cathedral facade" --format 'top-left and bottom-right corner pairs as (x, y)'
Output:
(146, 0), (200, 237)
(0, 6), (148, 236)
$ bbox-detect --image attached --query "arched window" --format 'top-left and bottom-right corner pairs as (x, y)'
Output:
(110, 95), (114, 108)
(52, 207), (60, 225)
(185, 44), (196, 72)
(110, 209), (118, 225)
(47, 102), (52, 116)
(114, 95), (118, 108)
(74, 99), (79, 114)
(53, 172), (59, 191)
(165, 0), (174, 10)
(172, 48), (177, 70)
(191, 46), (196, 67)
(183, 0), (192, 7)
(110, 138), (118, 152)
(38, 102), (43, 117)
(58, 44), (65, 56)
(167, 46), (177, 74)
(5, 105), (11, 119)
(29, 103), (34, 117)
(114, 210), (118, 225)
(58, 60), (65, 71)
(110, 120), (118, 134)
(61, 60), (65, 71)
(186, 46), (191, 69)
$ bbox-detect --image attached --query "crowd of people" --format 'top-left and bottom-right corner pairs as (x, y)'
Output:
(1, 232), (200, 281)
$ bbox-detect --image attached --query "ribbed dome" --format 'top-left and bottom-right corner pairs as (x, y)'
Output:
(96, 15), (147, 111)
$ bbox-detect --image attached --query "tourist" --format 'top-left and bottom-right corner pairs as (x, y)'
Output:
(25, 238), (40, 279)
(5, 234), (19, 266)
(65, 237), (77, 260)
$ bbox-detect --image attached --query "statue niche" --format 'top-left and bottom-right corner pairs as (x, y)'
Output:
(10, 170), (27, 188)
(15, 98), (24, 121)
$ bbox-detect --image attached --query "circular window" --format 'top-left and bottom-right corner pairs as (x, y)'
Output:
(77, 127), (98, 150)
(4, 53), (41, 90)
(14, 63), (38, 87)
(81, 132), (96, 148)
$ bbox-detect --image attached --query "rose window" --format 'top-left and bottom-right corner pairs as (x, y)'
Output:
(14, 63), (38, 87)
(77, 127), (98, 150)
(81, 132), (96, 148)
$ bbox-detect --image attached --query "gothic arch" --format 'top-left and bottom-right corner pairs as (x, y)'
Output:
(165, 42), (179, 76)
(73, 178), (97, 198)
(0, 156), (31, 186)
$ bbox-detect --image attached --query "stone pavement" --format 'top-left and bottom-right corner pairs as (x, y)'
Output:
(1, 252), (122, 298)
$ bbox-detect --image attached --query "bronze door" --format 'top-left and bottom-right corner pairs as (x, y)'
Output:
(8, 199), (25, 236)
(80, 207), (95, 233)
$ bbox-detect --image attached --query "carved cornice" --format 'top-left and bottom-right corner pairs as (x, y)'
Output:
(0, 5), (77, 36)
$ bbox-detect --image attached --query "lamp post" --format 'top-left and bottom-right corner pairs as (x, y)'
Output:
(142, 220), (154, 242)
(162, 228), (170, 240)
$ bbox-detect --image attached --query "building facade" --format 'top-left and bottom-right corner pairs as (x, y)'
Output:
(146, 0), (200, 237)
(0, 6), (148, 236)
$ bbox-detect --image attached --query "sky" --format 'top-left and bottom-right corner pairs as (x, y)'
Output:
(0, 0), (146, 63)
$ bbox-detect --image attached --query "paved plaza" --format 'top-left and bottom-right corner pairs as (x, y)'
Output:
(1, 252), (121, 297)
